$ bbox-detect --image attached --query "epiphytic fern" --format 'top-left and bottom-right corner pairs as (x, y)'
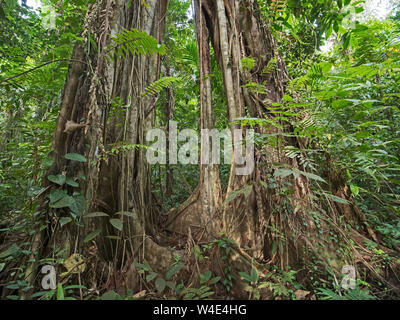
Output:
(109, 28), (166, 58)
(141, 76), (181, 98)
(261, 56), (278, 75)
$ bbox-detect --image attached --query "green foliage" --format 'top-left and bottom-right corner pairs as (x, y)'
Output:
(142, 76), (181, 97)
(240, 266), (298, 299)
(304, 19), (400, 248)
(241, 57), (256, 71)
(28, 283), (86, 300)
(110, 28), (166, 58)
(0, 0), (399, 302)
(134, 257), (185, 296)
(317, 279), (376, 300)
(0, 0), (86, 215)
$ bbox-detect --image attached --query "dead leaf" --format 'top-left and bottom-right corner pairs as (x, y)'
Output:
(62, 253), (86, 276)
(295, 289), (310, 300)
(133, 290), (146, 299)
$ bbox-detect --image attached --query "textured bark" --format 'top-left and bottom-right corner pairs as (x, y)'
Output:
(25, 0), (172, 296)
(186, 0), (395, 297)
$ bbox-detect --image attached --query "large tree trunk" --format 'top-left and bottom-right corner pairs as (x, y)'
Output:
(22, 0), (177, 298)
(167, 0), (397, 297)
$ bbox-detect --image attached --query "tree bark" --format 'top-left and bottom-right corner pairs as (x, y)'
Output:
(184, 0), (395, 296)
(24, 0), (174, 297)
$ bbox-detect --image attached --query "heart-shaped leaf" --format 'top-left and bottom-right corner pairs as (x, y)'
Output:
(68, 194), (86, 216)
(146, 272), (158, 282)
(49, 189), (67, 204)
(49, 195), (73, 208)
(48, 174), (66, 186)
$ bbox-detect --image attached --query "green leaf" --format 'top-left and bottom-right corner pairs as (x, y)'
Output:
(324, 193), (350, 205)
(0, 263), (5, 272)
(224, 185), (253, 204)
(6, 284), (19, 290)
(155, 277), (166, 293)
(0, 244), (21, 259)
(199, 291), (214, 299)
(64, 153), (87, 163)
(300, 171), (327, 183)
(100, 290), (122, 300)
(142, 77), (181, 97)
(200, 270), (212, 284)
(48, 174), (66, 186)
(59, 217), (72, 227)
(30, 291), (50, 299)
(165, 281), (175, 290)
(109, 219), (123, 231)
(238, 272), (253, 283)
(68, 194), (86, 216)
(283, 94), (294, 102)
(84, 230), (101, 243)
(134, 262), (152, 272)
(66, 178), (79, 188)
(64, 285), (87, 290)
(57, 283), (64, 300)
(350, 184), (359, 197)
(274, 169), (293, 179)
(165, 262), (184, 280)
(110, 28), (166, 59)
(49, 189), (68, 204)
(250, 268), (259, 283)
(49, 195), (73, 208)
(146, 272), (158, 282)
(84, 212), (109, 218)
(208, 276), (221, 285)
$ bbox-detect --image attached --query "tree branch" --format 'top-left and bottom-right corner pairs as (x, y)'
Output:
(0, 59), (87, 85)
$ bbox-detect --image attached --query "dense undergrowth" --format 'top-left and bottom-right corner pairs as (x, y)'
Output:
(0, 0), (399, 300)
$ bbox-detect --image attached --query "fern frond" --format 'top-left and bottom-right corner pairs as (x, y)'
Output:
(261, 57), (278, 75)
(109, 28), (166, 58)
(141, 76), (181, 98)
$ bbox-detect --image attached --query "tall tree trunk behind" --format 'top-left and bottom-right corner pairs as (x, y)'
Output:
(165, 0), (222, 240)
